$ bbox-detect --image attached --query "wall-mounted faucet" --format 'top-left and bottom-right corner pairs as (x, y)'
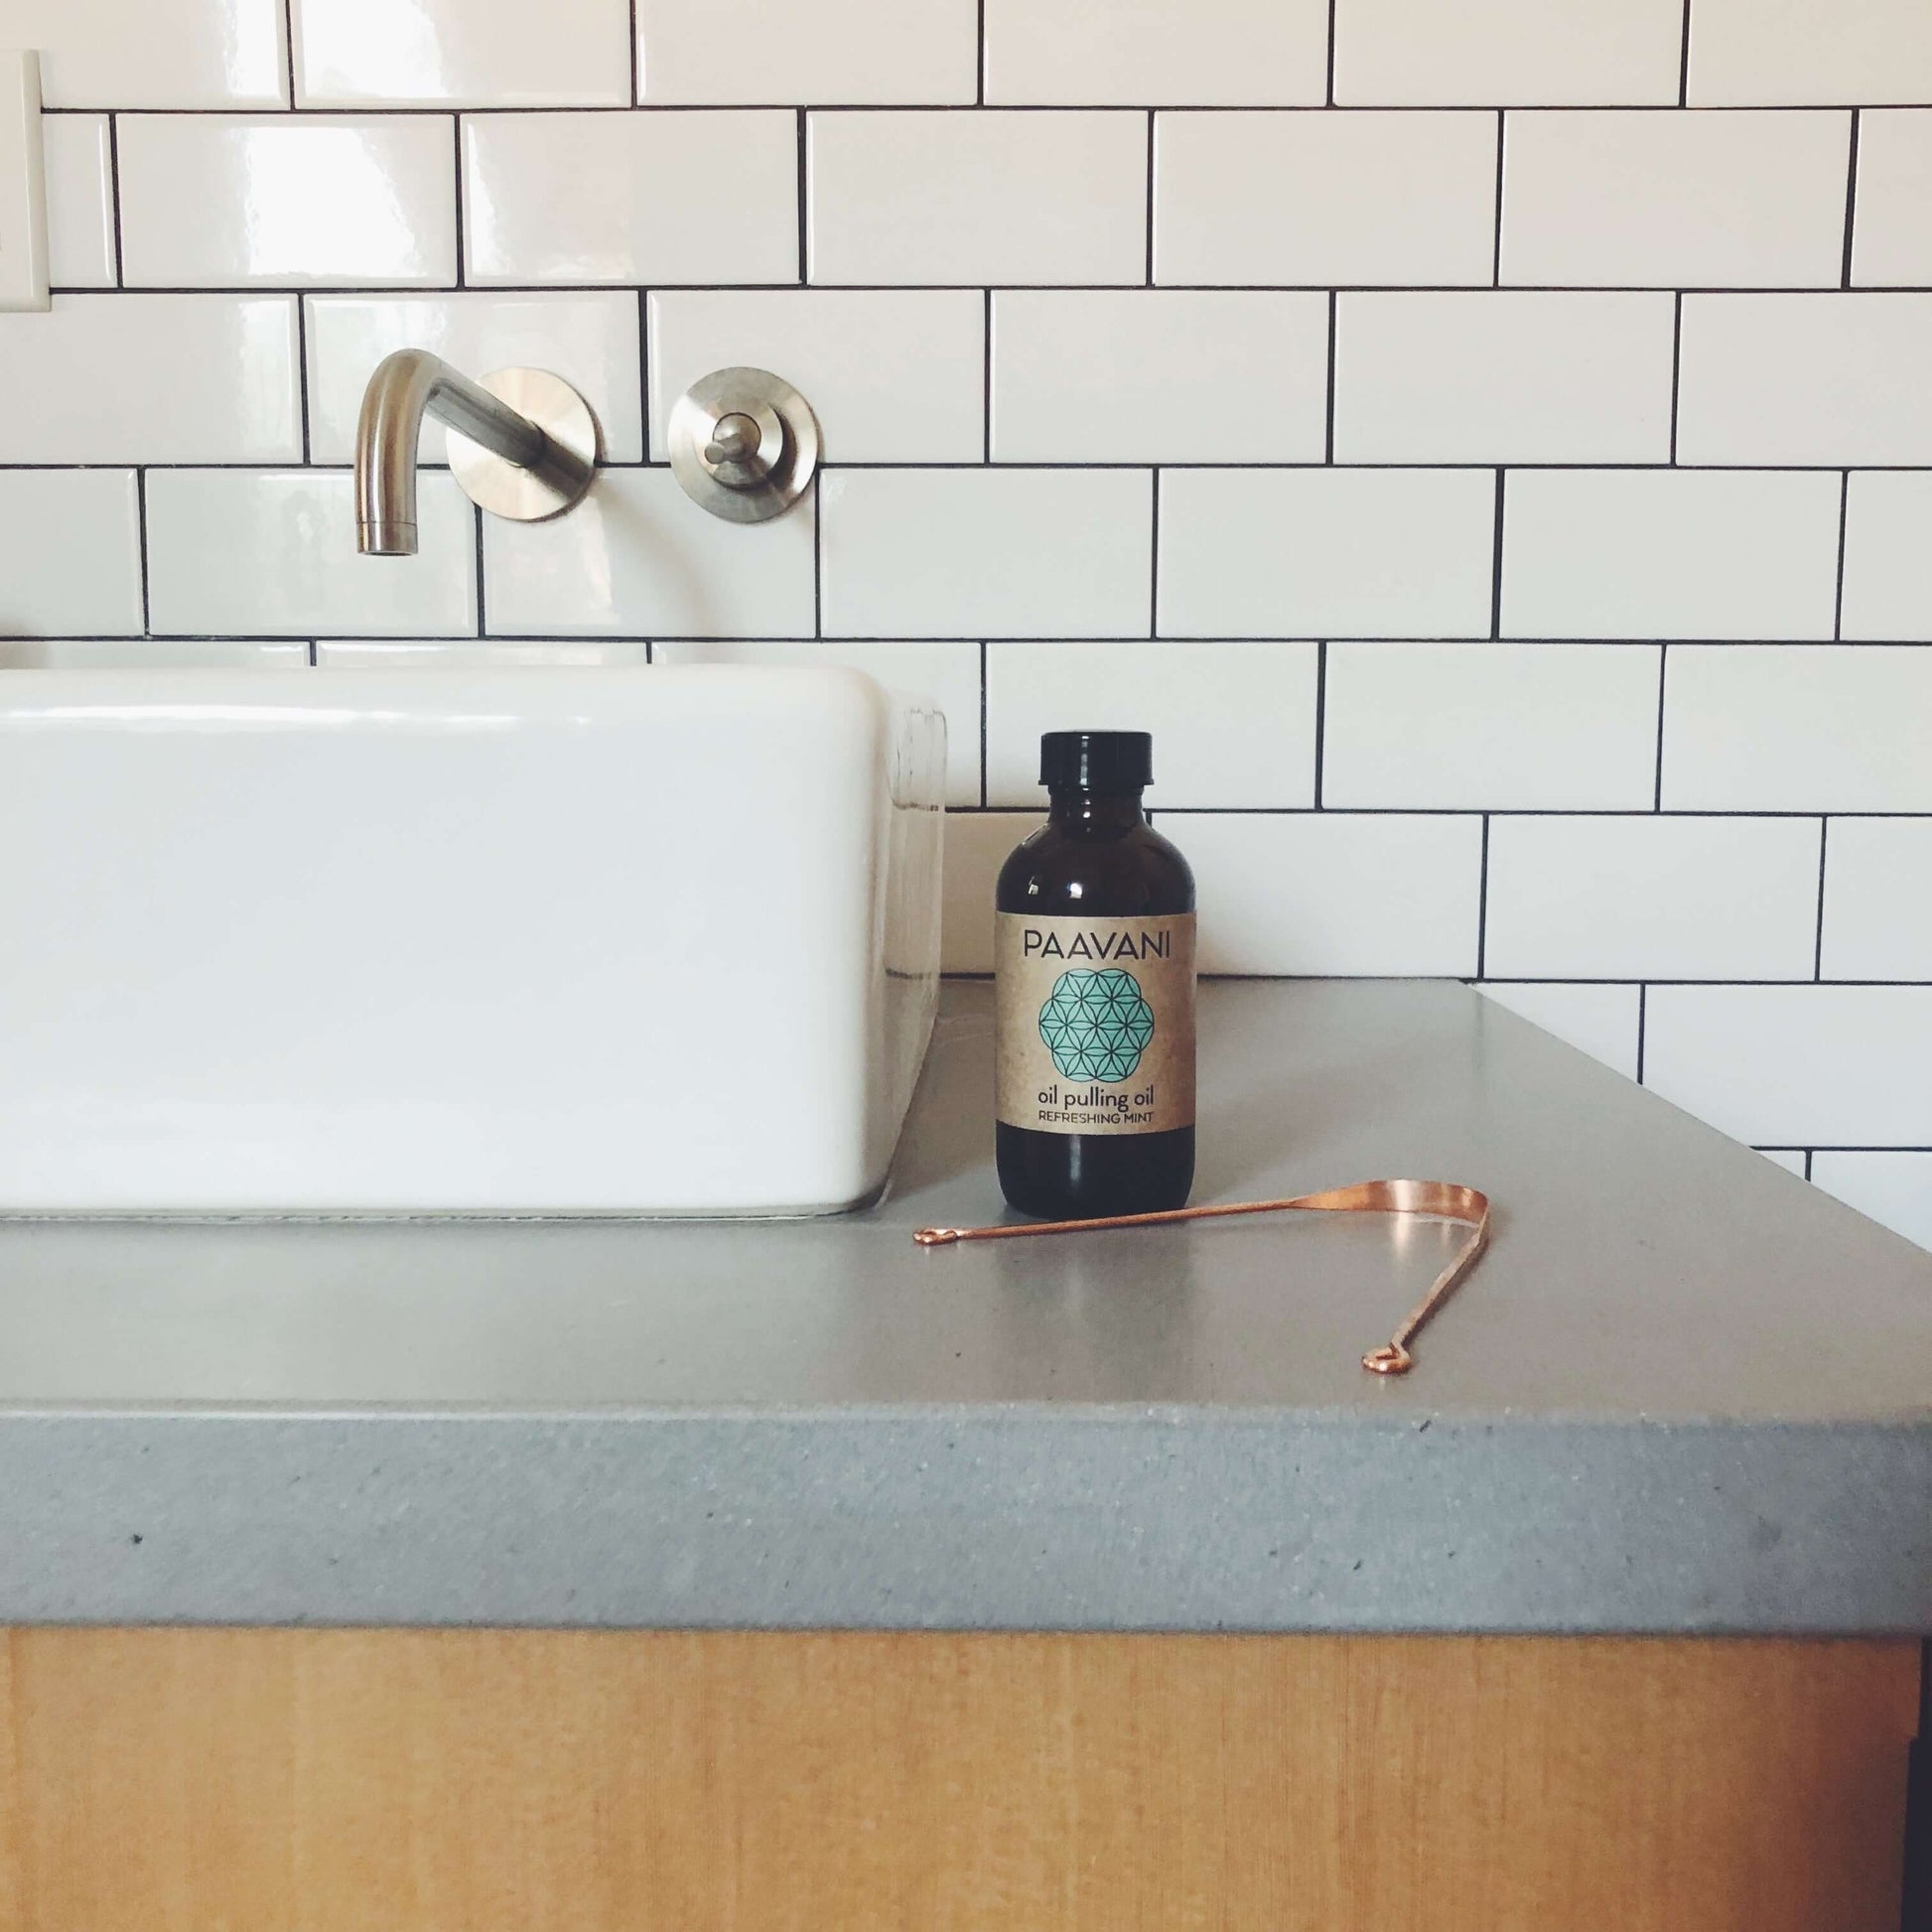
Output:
(353, 352), (821, 554)
(354, 350), (598, 556)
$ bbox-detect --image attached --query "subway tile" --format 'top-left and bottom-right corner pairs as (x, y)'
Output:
(1819, 819), (1932, 981)
(42, 114), (115, 288)
(1852, 111), (1932, 286)
(985, 0), (1326, 106)
(307, 293), (643, 465)
(656, 640), (981, 804)
(118, 116), (457, 289)
(1333, 292), (1673, 464)
(294, 0), (630, 107)
(483, 469), (815, 637)
(1842, 473), (1932, 641)
(1159, 470), (1495, 639)
(1334, 0), (1682, 105)
(1688, 0), (1932, 106)
(1155, 110), (1496, 287)
(1500, 472), (1841, 641)
(1663, 647), (1932, 813)
(463, 111), (796, 286)
(809, 111), (1146, 287)
(1484, 816), (1821, 981)
(1321, 642), (1660, 810)
(820, 470), (1152, 638)
(0, 640), (307, 667)
(1643, 986), (1932, 1146)
(991, 291), (1327, 464)
(1811, 1153), (1932, 1252)
(942, 810), (1040, 973)
(0, 296), (299, 465)
(0, 0), (286, 108)
(145, 470), (477, 637)
(984, 640), (1317, 808)
(1477, 984), (1641, 1081)
(319, 640), (651, 667)
(1501, 110), (1849, 289)
(639, 0), (977, 104)
(0, 471), (142, 636)
(648, 290), (983, 463)
(1171, 813), (1483, 975)
(1677, 296), (1932, 467)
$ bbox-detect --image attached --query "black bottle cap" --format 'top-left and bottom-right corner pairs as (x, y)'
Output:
(1039, 730), (1154, 792)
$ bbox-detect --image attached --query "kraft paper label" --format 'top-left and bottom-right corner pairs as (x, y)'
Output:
(995, 912), (1196, 1136)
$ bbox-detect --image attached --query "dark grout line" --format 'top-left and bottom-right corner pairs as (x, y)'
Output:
(1488, 470), (1505, 638)
(1148, 468), (1161, 637)
(1653, 644), (1668, 810)
(452, 116), (465, 288)
(77, 101), (1932, 116)
(1490, 111), (1504, 287)
(1144, 111), (1156, 287)
(1833, 468), (1851, 640)
(628, 0), (640, 106)
(1812, 817), (1829, 980)
(1312, 639), (1326, 808)
(1635, 983), (1647, 1082)
(1474, 812), (1490, 979)
(50, 281), (1932, 297)
(1668, 291), (1682, 466)
(636, 288), (651, 458)
(281, 0), (296, 106)
(133, 467), (151, 636)
(294, 297), (311, 464)
(978, 640), (988, 806)
(1323, 290), (1337, 464)
(982, 289), (993, 463)
(795, 109), (808, 285)
(976, 0), (986, 104)
(1842, 108), (1861, 288)
(105, 115), (124, 289)
(1325, 0), (1338, 105)
(1677, 0), (1692, 106)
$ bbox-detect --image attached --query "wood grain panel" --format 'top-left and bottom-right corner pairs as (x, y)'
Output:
(0, 1629), (1916, 1932)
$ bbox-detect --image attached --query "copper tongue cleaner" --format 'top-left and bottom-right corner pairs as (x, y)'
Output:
(915, 1178), (1490, 1376)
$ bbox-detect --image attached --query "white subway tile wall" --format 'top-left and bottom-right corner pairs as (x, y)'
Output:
(647, 290), (984, 462)
(292, 0), (631, 109)
(40, 113), (116, 288)
(4, 0), (1928, 1245)
(1498, 111), (1850, 289)
(1819, 818), (1932, 982)
(1321, 642), (1660, 811)
(1333, 0), (1683, 106)
(117, 116), (459, 288)
(1331, 291), (1674, 464)
(1851, 110), (1932, 285)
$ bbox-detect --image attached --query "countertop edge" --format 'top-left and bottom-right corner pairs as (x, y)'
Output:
(4, 1412), (1925, 1635)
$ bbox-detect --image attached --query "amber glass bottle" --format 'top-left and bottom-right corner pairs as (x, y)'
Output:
(994, 732), (1196, 1220)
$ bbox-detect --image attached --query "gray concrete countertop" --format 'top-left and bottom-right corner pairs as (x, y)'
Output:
(0, 981), (1926, 1633)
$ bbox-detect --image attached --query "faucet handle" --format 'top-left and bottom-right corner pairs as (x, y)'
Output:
(669, 367), (819, 524)
(701, 404), (783, 489)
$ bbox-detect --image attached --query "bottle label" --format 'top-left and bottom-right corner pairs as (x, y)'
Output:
(994, 912), (1196, 1136)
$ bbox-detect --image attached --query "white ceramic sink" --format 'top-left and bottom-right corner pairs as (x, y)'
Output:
(0, 666), (944, 1215)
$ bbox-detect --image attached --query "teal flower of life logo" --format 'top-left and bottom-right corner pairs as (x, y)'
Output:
(1037, 967), (1156, 1082)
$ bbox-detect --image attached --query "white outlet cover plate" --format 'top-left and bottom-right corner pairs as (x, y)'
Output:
(0, 51), (47, 312)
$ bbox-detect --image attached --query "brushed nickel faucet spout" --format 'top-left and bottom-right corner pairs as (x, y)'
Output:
(354, 350), (598, 556)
